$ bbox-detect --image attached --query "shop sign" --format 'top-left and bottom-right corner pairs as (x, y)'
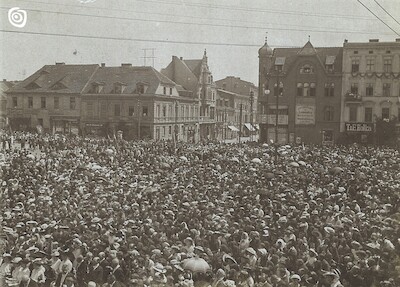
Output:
(296, 105), (315, 125)
(345, 122), (373, 132)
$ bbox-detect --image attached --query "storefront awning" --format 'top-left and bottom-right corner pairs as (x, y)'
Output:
(253, 124), (260, 130)
(228, 125), (240, 132)
(244, 123), (256, 132)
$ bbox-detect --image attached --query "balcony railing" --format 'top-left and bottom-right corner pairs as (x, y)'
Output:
(344, 93), (362, 102)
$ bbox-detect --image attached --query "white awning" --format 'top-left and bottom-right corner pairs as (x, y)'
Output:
(244, 123), (256, 132)
(253, 124), (260, 130)
(228, 125), (240, 132)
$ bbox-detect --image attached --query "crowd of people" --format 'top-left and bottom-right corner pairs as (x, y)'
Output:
(0, 132), (399, 287)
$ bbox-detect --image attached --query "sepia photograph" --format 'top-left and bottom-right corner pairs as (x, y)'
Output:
(1, 0), (400, 286)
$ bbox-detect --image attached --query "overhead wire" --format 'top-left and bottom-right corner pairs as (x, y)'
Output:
(356, 0), (400, 36)
(0, 6), (393, 36)
(373, 0), (400, 26)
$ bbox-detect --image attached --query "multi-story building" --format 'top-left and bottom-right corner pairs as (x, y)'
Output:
(341, 38), (400, 144)
(6, 63), (199, 142)
(80, 64), (199, 141)
(0, 80), (19, 129)
(215, 77), (258, 140)
(216, 89), (255, 140)
(161, 50), (217, 140)
(258, 39), (343, 144)
(6, 63), (99, 133)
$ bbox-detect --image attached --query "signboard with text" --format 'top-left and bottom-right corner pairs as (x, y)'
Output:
(345, 122), (374, 132)
(267, 115), (289, 125)
(296, 105), (315, 125)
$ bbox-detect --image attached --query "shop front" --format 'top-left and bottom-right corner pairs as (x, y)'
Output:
(344, 122), (374, 144)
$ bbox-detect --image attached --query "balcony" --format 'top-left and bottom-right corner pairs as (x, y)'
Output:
(199, 116), (216, 124)
(344, 92), (362, 102)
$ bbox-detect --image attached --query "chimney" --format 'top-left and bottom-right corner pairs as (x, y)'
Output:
(369, 39), (379, 42)
(3, 79), (6, 82)
(55, 62), (65, 65)
(101, 63), (105, 67)
(180, 57), (183, 60)
(396, 38), (400, 42)
(121, 63), (132, 67)
(344, 39), (348, 43)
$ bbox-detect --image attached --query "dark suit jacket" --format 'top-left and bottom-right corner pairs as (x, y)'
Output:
(112, 267), (126, 284)
(88, 265), (104, 285)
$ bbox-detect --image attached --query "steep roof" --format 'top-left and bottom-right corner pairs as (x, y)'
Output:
(268, 45), (343, 74)
(298, 41), (317, 56)
(8, 64), (99, 93)
(183, 59), (202, 78)
(82, 66), (178, 95)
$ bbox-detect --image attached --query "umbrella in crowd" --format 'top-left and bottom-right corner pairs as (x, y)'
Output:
(0, 131), (399, 287)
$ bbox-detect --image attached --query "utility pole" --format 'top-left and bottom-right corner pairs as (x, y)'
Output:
(239, 102), (243, 144)
(142, 48), (156, 67)
(275, 72), (281, 164)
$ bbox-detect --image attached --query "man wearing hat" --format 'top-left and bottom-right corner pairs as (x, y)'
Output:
(54, 252), (72, 287)
(30, 259), (46, 285)
(87, 257), (103, 286)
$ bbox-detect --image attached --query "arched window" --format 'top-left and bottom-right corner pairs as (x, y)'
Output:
(300, 64), (314, 74)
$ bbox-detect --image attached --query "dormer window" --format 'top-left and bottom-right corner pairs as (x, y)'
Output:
(275, 57), (285, 72)
(51, 82), (68, 90)
(134, 83), (147, 94)
(325, 56), (335, 72)
(90, 82), (104, 94)
(113, 82), (126, 94)
(25, 82), (41, 90)
(300, 64), (314, 74)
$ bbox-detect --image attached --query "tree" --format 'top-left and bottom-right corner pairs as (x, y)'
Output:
(375, 117), (397, 146)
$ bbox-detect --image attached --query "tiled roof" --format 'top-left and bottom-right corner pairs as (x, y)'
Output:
(82, 66), (178, 95)
(8, 65), (99, 93)
(183, 59), (202, 78)
(269, 45), (343, 74)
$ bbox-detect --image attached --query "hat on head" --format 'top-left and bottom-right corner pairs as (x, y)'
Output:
(11, 257), (22, 264)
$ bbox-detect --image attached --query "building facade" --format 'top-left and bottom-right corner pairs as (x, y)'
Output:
(6, 63), (98, 134)
(6, 63), (199, 142)
(80, 64), (199, 141)
(258, 39), (343, 144)
(0, 80), (18, 129)
(341, 39), (400, 144)
(161, 50), (217, 140)
(215, 89), (255, 141)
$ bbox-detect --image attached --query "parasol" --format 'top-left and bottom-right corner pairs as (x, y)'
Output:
(182, 257), (211, 273)
(251, 158), (261, 164)
(289, 162), (299, 167)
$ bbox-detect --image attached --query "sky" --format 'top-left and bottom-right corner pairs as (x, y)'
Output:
(1, 0), (400, 85)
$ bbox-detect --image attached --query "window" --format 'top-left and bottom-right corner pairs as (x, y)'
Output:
(162, 106), (167, 117)
(383, 83), (391, 97)
(87, 102), (94, 118)
(398, 108), (400, 122)
(366, 84), (374, 97)
(170, 88), (173, 95)
(100, 103), (107, 116)
(128, 106), (135, 116)
(297, 83), (303, 97)
(275, 64), (283, 72)
(91, 83), (103, 94)
(365, 107), (373, 122)
(349, 106), (357, 122)
(70, 97), (76, 110)
(163, 87), (167, 95)
(274, 83), (283, 96)
(351, 83), (358, 95)
(369, 51), (373, 54)
(324, 83), (334, 97)
(383, 59), (392, 73)
(169, 126), (172, 134)
(325, 64), (334, 72)
(12, 97), (17, 108)
(54, 97), (59, 109)
(156, 105), (160, 117)
(142, 106), (148, 116)
(303, 83), (310, 97)
(208, 76), (211, 84)
(41, 97), (46, 109)
(354, 51), (358, 54)
(28, 97), (33, 108)
(324, 106), (334, 121)
(114, 104), (120, 116)
(351, 59), (359, 73)
(300, 64), (314, 74)
(382, 107), (390, 120)
(181, 106), (185, 119)
(310, 83), (316, 97)
(366, 59), (375, 72)
(162, 126), (166, 136)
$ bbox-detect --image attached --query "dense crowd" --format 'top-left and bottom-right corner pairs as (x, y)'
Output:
(0, 132), (399, 287)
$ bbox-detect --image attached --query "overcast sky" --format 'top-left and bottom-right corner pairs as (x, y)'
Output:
(1, 0), (400, 85)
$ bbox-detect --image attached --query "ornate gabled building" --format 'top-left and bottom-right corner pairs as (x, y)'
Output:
(161, 50), (217, 140)
(258, 39), (343, 144)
